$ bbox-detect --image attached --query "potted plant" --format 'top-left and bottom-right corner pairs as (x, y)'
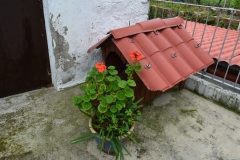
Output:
(71, 51), (149, 160)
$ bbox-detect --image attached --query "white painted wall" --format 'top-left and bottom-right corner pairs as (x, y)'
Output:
(42, 0), (150, 90)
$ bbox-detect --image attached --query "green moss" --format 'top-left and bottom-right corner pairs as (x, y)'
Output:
(157, 126), (165, 133)
(169, 117), (180, 125)
(186, 88), (240, 115)
(190, 125), (202, 132)
(181, 109), (197, 114)
(0, 137), (7, 152)
(209, 134), (217, 140)
(196, 119), (203, 126)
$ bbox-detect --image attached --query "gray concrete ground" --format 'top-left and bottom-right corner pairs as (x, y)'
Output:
(0, 85), (240, 160)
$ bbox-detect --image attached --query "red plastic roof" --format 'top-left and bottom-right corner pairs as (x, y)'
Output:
(88, 17), (214, 92)
(185, 21), (240, 67)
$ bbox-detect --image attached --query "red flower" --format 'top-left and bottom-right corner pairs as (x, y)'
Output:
(95, 62), (107, 73)
(130, 51), (142, 61)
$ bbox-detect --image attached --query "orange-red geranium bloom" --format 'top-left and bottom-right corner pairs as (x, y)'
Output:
(130, 51), (142, 61)
(95, 62), (107, 73)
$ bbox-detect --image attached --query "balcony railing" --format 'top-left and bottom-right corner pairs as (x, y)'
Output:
(149, 0), (240, 93)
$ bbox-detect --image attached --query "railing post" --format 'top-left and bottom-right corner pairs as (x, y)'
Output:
(151, 0), (240, 91)
(212, 9), (234, 80)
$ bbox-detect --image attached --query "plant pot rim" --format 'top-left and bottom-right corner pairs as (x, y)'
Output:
(88, 118), (135, 140)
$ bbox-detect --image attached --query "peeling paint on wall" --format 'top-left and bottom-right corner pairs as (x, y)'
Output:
(50, 19), (74, 71)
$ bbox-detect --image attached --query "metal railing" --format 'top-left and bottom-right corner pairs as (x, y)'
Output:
(149, 0), (240, 92)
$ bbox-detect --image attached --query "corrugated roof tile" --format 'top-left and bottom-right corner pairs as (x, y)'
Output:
(185, 20), (240, 69)
(88, 17), (214, 92)
(137, 18), (165, 30)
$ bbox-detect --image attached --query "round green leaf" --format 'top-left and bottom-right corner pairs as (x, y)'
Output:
(106, 95), (115, 104)
(97, 95), (104, 101)
(127, 80), (136, 87)
(100, 100), (108, 108)
(83, 95), (90, 102)
(108, 66), (115, 70)
(107, 76), (115, 82)
(100, 84), (106, 90)
(118, 80), (127, 88)
(79, 84), (86, 90)
(109, 70), (118, 75)
(90, 94), (97, 100)
(72, 96), (82, 106)
(115, 76), (121, 81)
(98, 89), (104, 94)
(82, 102), (92, 110)
(116, 91), (126, 100)
(111, 83), (119, 91)
(105, 85), (112, 92)
(128, 65), (135, 71)
(125, 68), (131, 75)
(124, 87), (134, 98)
(98, 105), (108, 113)
(106, 110), (113, 117)
(96, 73), (104, 82)
(110, 105), (117, 113)
(90, 89), (96, 94)
(116, 100), (125, 106)
(116, 103), (123, 111)
(135, 62), (142, 72)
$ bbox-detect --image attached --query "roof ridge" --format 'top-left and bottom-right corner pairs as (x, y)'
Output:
(110, 16), (184, 39)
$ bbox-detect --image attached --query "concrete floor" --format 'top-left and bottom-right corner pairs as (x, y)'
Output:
(0, 85), (240, 160)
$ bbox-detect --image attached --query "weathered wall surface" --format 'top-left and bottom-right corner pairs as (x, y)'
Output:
(42, 0), (150, 90)
(185, 75), (240, 113)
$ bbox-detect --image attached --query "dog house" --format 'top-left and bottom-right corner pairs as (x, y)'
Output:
(88, 17), (214, 104)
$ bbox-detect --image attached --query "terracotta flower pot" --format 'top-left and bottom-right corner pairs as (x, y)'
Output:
(88, 118), (135, 154)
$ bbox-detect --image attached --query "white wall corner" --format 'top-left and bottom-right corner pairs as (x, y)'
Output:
(42, 0), (149, 90)
(42, 0), (58, 90)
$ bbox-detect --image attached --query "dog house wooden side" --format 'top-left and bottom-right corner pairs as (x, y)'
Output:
(101, 42), (162, 104)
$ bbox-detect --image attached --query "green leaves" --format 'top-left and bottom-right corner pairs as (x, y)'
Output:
(118, 80), (127, 88)
(106, 95), (115, 104)
(98, 89), (104, 95)
(83, 95), (90, 102)
(111, 82), (120, 91)
(99, 100), (108, 108)
(90, 94), (97, 100)
(116, 91), (126, 100)
(135, 62), (142, 72)
(82, 102), (92, 110)
(106, 76), (115, 81)
(100, 84), (106, 90)
(108, 66), (115, 70)
(125, 109), (132, 116)
(127, 80), (136, 87)
(124, 87), (134, 98)
(106, 110), (113, 117)
(72, 96), (82, 106)
(79, 83), (86, 90)
(71, 60), (146, 160)
(96, 73), (104, 82)
(116, 103), (123, 111)
(109, 70), (118, 75)
(98, 105), (108, 113)
(71, 133), (98, 144)
(110, 105), (117, 113)
(108, 65), (118, 76)
(105, 85), (112, 92)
